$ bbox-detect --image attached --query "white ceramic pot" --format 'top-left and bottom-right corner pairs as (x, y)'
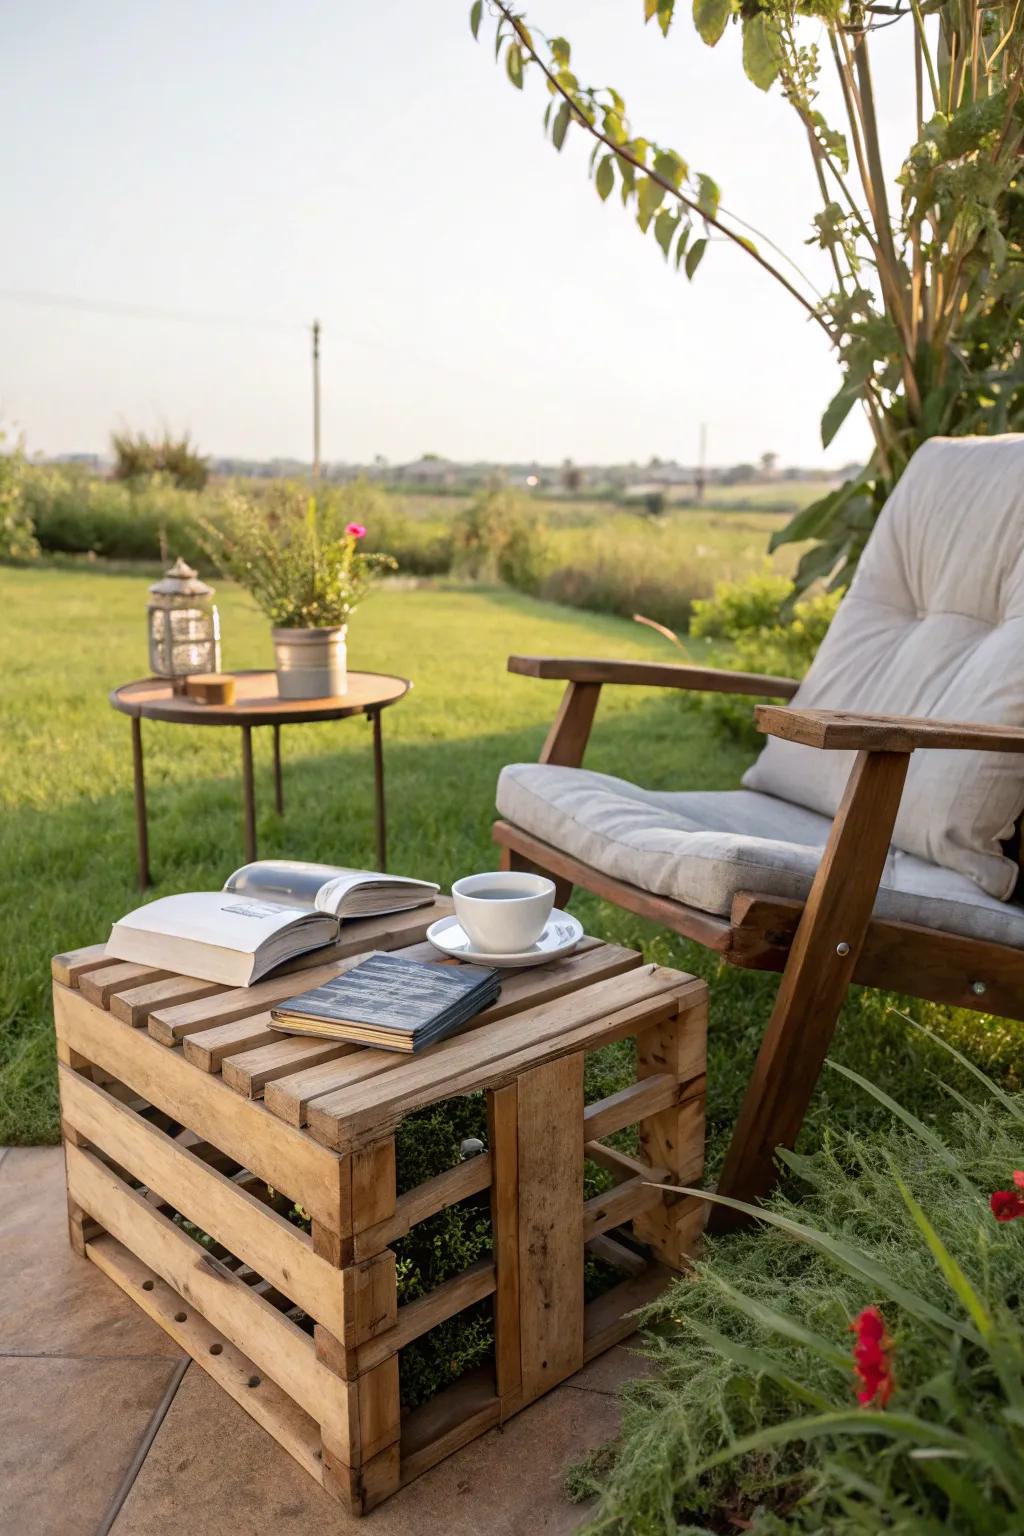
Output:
(272, 625), (347, 699)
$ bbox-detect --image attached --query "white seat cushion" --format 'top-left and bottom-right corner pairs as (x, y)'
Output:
(744, 434), (1024, 900)
(496, 763), (1024, 947)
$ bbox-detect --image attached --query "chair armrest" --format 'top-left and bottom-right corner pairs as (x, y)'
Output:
(509, 655), (800, 700)
(756, 706), (1024, 754)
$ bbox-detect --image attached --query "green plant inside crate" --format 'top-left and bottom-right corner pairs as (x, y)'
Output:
(172, 1040), (644, 1411)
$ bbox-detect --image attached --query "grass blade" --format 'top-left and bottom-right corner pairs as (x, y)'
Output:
(824, 1059), (964, 1175)
(666, 1185), (977, 1340)
(889, 1164), (993, 1338)
(891, 1010), (1024, 1125)
(707, 1271), (851, 1369)
(692, 1407), (974, 1477)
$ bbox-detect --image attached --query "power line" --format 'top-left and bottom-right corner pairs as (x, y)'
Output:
(0, 286), (299, 333)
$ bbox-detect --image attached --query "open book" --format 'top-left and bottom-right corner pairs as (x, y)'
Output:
(106, 861), (440, 987)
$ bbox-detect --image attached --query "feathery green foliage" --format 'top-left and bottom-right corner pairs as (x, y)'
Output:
(571, 1041), (1024, 1534)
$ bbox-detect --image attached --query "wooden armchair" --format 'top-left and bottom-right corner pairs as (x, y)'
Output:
(495, 663), (1024, 1224)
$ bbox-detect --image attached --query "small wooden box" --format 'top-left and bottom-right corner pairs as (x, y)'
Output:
(52, 909), (706, 1514)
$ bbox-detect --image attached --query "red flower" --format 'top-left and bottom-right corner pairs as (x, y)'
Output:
(850, 1306), (894, 1408)
(345, 522), (367, 539)
(990, 1188), (1024, 1222)
(1013, 1170), (1024, 1190)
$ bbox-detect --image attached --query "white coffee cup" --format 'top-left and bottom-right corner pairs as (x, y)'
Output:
(452, 871), (556, 953)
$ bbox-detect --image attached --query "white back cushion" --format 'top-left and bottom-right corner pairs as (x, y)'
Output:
(744, 434), (1024, 899)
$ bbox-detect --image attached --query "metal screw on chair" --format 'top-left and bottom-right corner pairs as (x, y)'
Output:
(836, 941), (850, 956)
(971, 980), (987, 996)
(460, 1137), (486, 1160)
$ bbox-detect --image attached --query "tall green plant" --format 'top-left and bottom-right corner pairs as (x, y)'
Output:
(200, 486), (396, 628)
(473, 0), (1024, 596)
(570, 1029), (1024, 1534)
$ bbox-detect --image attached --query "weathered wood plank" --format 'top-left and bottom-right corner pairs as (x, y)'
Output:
(223, 1037), (358, 1099)
(54, 984), (348, 1232)
(488, 1082), (521, 1417)
(80, 963), (172, 1009)
(517, 1053), (584, 1402)
(583, 1072), (680, 1144)
(111, 974), (225, 1028)
(59, 1065), (349, 1336)
(182, 1012), (279, 1071)
(66, 1143), (337, 1427)
(307, 970), (704, 1150)
(353, 1154), (493, 1261)
(51, 944), (111, 987)
(88, 1235), (323, 1481)
(356, 1260), (497, 1373)
(399, 1369), (500, 1488)
(264, 938), (641, 1128)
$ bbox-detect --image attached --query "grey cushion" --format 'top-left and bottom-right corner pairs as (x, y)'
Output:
(745, 434), (1024, 899)
(497, 762), (1024, 948)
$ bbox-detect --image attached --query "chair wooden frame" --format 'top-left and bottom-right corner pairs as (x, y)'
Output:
(494, 655), (1024, 1228)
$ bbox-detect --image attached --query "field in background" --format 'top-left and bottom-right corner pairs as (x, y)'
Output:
(24, 466), (818, 633)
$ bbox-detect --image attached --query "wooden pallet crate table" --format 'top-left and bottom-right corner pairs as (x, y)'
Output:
(52, 900), (708, 1514)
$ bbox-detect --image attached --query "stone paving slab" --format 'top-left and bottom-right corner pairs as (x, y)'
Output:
(0, 1147), (183, 1359)
(2, 1147), (646, 1534)
(111, 1365), (620, 1536)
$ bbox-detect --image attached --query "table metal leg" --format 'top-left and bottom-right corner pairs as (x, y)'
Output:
(241, 726), (257, 862)
(130, 716), (152, 889)
(272, 724), (284, 815)
(372, 709), (387, 871)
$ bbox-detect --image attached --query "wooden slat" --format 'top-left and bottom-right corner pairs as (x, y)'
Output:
(87, 1235), (323, 1480)
(517, 1053), (584, 1402)
(111, 974), (225, 1028)
(223, 1038), (358, 1099)
(147, 908), (454, 1043)
(59, 1065), (349, 1336)
(507, 654), (799, 697)
(399, 1368), (500, 1488)
(488, 1082), (521, 1415)
(583, 1073), (680, 1143)
(51, 944), (111, 987)
(728, 891), (1024, 1023)
(306, 969), (704, 1150)
(182, 1012), (279, 1072)
(79, 963), (172, 1009)
(264, 938), (642, 1128)
(582, 1263), (673, 1363)
(585, 1232), (648, 1279)
(353, 1154), (493, 1260)
(66, 1143), (338, 1427)
(54, 984), (347, 1232)
(583, 1174), (666, 1241)
(356, 1260), (497, 1373)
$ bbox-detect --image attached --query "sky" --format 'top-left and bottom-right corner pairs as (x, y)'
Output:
(0, 1), (917, 467)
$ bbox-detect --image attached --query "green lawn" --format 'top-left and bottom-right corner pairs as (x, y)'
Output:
(2, 563), (1022, 1164)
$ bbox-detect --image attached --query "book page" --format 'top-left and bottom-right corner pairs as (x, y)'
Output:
(224, 860), (341, 909)
(116, 891), (320, 955)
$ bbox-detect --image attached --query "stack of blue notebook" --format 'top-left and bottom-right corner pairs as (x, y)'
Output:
(270, 952), (501, 1053)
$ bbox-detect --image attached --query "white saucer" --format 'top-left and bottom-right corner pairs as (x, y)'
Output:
(426, 910), (584, 969)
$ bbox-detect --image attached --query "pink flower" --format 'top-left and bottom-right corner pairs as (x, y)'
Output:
(345, 522), (367, 539)
(850, 1306), (894, 1408)
(990, 1188), (1024, 1222)
(1013, 1170), (1024, 1190)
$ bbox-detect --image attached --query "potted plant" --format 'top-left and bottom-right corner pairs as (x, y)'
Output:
(202, 489), (396, 699)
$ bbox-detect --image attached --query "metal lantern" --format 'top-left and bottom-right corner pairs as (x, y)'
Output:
(147, 557), (221, 690)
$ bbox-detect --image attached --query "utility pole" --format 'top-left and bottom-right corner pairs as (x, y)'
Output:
(311, 319), (322, 479)
(695, 421), (707, 503)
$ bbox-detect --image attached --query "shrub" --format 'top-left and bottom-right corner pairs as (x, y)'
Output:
(452, 487), (551, 593)
(112, 429), (208, 491)
(651, 569), (840, 747)
(572, 1032), (1024, 1535)
(24, 466), (208, 565)
(0, 441), (38, 563)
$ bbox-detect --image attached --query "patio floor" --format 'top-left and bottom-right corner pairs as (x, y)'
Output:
(0, 1145), (647, 1536)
